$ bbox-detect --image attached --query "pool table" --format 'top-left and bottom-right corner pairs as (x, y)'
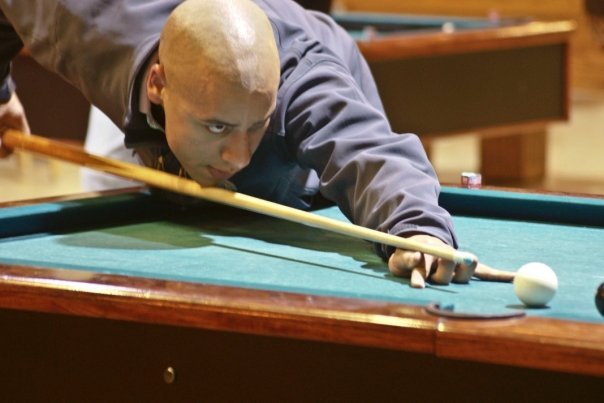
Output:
(333, 11), (575, 184)
(0, 186), (602, 401)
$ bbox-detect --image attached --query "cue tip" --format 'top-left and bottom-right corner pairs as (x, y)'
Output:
(457, 251), (479, 267)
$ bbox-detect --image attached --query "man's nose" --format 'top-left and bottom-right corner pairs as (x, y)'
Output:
(221, 131), (252, 171)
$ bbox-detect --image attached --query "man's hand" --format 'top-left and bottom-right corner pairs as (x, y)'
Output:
(0, 92), (30, 158)
(388, 234), (514, 288)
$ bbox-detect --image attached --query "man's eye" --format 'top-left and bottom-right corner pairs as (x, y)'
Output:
(207, 123), (228, 134)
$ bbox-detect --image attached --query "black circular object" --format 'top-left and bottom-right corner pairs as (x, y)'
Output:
(596, 282), (604, 317)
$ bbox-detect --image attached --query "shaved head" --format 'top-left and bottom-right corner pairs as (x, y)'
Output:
(159, 0), (280, 101)
(146, 0), (281, 187)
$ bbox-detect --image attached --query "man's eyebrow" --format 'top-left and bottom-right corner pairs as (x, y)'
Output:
(195, 111), (273, 128)
(198, 118), (236, 126)
(252, 115), (272, 126)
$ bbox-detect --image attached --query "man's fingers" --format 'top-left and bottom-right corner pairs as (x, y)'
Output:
(410, 268), (426, 288)
(452, 261), (477, 283)
(388, 250), (422, 277)
(388, 236), (507, 288)
(430, 258), (456, 285)
(0, 92), (31, 159)
(389, 249), (430, 288)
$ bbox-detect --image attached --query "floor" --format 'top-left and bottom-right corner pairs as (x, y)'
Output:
(432, 89), (604, 195)
(1, 90), (604, 203)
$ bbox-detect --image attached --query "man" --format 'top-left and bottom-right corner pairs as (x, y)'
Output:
(0, 0), (512, 287)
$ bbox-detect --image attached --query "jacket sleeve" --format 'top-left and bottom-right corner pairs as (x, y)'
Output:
(0, 10), (23, 103)
(277, 55), (458, 259)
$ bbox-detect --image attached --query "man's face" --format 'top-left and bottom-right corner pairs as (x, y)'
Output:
(148, 64), (277, 187)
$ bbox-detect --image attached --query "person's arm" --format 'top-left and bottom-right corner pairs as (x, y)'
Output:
(279, 56), (496, 287)
(282, 57), (454, 244)
(0, 10), (29, 157)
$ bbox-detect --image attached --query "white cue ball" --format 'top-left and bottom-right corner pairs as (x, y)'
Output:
(513, 262), (558, 307)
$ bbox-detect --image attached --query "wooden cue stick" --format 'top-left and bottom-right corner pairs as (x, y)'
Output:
(3, 129), (477, 265)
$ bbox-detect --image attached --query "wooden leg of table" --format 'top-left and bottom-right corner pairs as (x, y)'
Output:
(480, 128), (547, 185)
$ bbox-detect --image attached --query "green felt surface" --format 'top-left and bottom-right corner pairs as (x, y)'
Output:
(332, 11), (502, 31)
(331, 11), (524, 40)
(0, 187), (603, 323)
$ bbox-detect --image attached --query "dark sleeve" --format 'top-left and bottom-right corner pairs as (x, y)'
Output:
(0, 10), (24, 102)
(280, 57), (458, 259)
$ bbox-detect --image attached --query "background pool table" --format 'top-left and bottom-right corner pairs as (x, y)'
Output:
(332, 11), (574, 185)
(0, 186), (602, 401)
(11, 10), (574, 188)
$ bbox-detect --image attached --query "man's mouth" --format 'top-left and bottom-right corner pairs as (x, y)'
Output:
(207, 166), (233, 181)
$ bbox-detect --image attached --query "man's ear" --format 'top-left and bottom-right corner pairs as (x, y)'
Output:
(147, 63), (166, 105)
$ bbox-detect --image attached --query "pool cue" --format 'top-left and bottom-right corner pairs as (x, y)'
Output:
(3, 129), (477, 266)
